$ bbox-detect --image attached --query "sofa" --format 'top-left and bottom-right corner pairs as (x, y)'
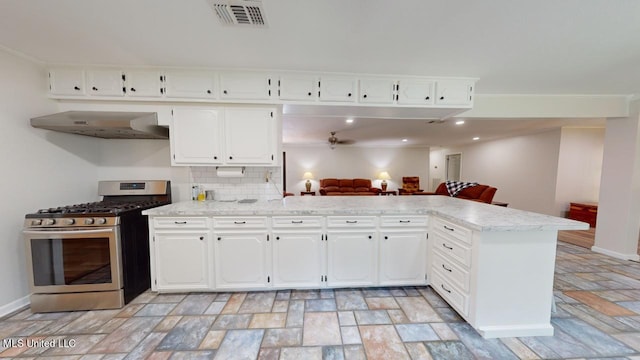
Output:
(414, 182), (497, 204)
(319, 178), (381, 196)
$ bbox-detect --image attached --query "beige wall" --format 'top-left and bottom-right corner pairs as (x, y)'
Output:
(283, 145), (430, 194)
(0, 49), (99, 314)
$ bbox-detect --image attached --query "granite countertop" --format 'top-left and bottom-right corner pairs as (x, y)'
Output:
(143, 196), (588, 232)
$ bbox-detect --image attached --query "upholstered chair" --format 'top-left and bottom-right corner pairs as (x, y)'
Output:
(398, 176), (423, 195)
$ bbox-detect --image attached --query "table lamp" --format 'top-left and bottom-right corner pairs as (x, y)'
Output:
(378, 171), (391, 191)
(303, 172), (314, 192)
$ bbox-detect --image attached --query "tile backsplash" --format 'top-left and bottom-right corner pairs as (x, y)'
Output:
(190, 166), (283, 201)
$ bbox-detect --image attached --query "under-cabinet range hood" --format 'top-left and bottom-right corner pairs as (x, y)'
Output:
(30, 111), (169, 139)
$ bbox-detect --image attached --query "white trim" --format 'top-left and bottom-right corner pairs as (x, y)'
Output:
(477, 324), (554, 339)
(0, 295), (29, 318)
(591, 246), (640, 261)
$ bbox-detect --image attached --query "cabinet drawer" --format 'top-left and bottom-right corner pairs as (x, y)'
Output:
(327, 216), (377, 228)
(431, 271), (469, 317)
(153, 217), (209, 229)
(380, 216), (428, 227)
(432, 249), (470, 292)
(272, 216), (323, 228)
(213, 217), (268, 229)
(433, 234), (471, 268)
(432, 217), (472, 245)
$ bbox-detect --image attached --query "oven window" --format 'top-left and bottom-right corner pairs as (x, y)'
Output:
(31, 238), (112, 286)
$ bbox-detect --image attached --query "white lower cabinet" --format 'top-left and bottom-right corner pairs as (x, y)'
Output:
(153, 231), (212, 291)
(327, 229), (377, 287)
(379, 230), (427, 286)
(213, 232), (269, 289)
(272, 232), (323, 288)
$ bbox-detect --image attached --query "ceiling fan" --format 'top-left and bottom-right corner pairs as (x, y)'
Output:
(328, 131), (355, 149)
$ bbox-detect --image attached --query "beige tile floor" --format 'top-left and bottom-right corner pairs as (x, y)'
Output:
(3, 241), (640, 359)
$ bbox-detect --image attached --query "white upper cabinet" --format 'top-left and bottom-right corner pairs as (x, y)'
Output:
(319, 76), (357, 102)
(49, 68), (85, 96)
(278, 74), (317, 101)
(164, 71), (217, 99)
(171, 108), (224, 165)
(125, 70), (164, 97)
(219, 72), (272, 100)
(397, 79), (435, 105)
(435, 79), (474, 106)
(359, 78), (396, 104)
(224, 107), (277, 164)
(86, 69), (124, 97)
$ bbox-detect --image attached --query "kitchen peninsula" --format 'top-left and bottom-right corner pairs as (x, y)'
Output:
(143, 195), (588, 338)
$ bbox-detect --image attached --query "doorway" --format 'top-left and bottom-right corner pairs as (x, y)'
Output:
(446, 153), (461, 181)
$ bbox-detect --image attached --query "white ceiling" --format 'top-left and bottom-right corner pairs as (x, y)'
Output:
(1, 0), (636, 146)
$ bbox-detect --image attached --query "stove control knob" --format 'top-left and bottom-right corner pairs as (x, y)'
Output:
(43, 219), (56, 226)
(84, 218), (95, 225)
(31, 219), (43, 226)
(96, 218), (107, 225)
(64, 218), (75, 225)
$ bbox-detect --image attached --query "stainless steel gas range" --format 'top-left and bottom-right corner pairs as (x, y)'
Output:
(23, 180), (171, 312)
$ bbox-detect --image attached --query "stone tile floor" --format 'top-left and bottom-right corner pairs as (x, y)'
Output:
(3, 241), (640, 359)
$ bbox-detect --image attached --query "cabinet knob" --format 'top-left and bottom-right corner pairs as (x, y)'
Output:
(229, 156), (233, 160)
(92, 86), (98, 91)
(425, 96), (430, 100)
(276, 236), (280, 240)
(74, 86), (81, 91)
(213, 156), (218, 160)
(363, 94), (367, 98)
(440, 96), (445, 100)
(308, 92), (312, 96)
(368, 235), (372, 239)
(207, 90), (212, 94)
(199, 236), (204, 240)
(130, 87), (136, 92)
(217, 237), (221, 241)
(348, 93), (352, 97)
(384, 236), (388, 240)
(223, 90), (228, 94)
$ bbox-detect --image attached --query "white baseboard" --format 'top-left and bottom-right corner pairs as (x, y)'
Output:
(0, 295), (29, 318)
(591, 246), (640, 261)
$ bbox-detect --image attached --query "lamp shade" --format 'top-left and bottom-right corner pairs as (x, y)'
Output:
(303, 171), (314, 180)
(378, 171), (391, 180)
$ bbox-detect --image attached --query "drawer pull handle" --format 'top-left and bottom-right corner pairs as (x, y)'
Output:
(442, 264), (452, 272)
(346, 220), (358, 224)
(441, 284), (452, 293)
(174, 221), (187, 224)
(291, 220), (303, 224)
(234, 221), (246, 224)
(442, 243), (453, 250)
(443, 225), (455, 231)
(399, 220), (411, 223)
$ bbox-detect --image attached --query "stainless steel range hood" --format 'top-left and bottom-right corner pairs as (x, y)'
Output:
(30, 111), (169, 139)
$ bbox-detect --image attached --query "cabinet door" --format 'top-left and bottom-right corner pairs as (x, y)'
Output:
(397, 79), (435, 105)
(125, 70), (164, 97)
(272, 232), (323, 288)
(359, 78), (395, 104)
(154, 231), (211, 291)
(327, 231), (376, 287)
(86, 69), (124, 97)
(219, 72), (272, 100)
(435, 79), (474, 106)
(319, 76), (356, 102)
(379, 231), (427, 285)
(278, 75), (317, 101)
(164, 71), (217, 99)
(49, 68), (85, 96)
(171, 108), (224, 165)
(214, 232), (269, 289)
(224, 108), (276, 164)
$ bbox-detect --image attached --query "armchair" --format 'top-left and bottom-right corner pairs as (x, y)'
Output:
(398, 176), (423, 195)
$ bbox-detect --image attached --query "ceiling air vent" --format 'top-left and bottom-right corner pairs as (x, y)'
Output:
(209, 0), (268, 27)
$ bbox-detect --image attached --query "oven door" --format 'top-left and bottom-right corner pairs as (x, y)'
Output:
(24, 226), (122, 294)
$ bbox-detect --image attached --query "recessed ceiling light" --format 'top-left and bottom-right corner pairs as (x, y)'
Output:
(455, 120), (465, 125)
(473, 137), (480, 141)
(402, 138), (408, 142)
(345, 119), (354, 124)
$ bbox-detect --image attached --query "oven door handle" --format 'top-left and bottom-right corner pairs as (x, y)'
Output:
(23, 228), (114, 236)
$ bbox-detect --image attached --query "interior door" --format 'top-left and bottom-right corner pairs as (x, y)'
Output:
(446, 154), (461, 181)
